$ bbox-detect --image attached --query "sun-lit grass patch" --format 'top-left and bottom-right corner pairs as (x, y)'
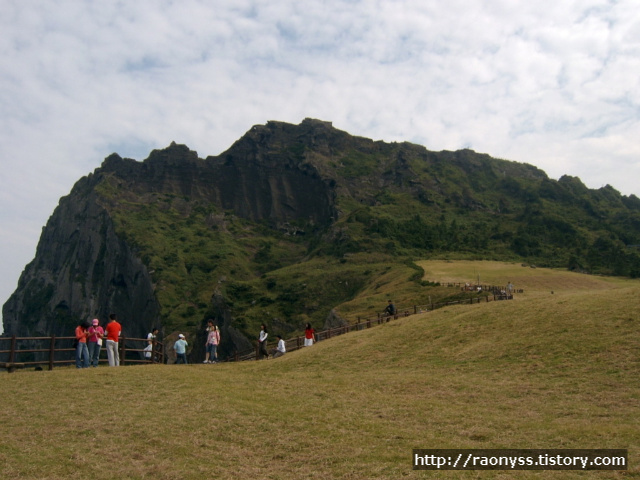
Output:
(1, 263), (638, 479)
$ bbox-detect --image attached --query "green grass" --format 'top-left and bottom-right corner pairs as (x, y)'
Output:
(1, 262), (638, 479)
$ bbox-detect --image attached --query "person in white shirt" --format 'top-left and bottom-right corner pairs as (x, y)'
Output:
(270, 334), (286, 359)
(258, 324), (269, 359)
(145, 327), (159, 361)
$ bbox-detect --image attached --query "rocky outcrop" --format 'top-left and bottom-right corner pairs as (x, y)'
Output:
(323, 308), (348, 330)
(2, 181), (160, 340)
(2, 119), (340, 354)
(5, 117), (640, 361)
(100, 128), (337, 229)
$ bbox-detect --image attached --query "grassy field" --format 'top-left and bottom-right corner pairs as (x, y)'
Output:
(1, 261), (639, 479)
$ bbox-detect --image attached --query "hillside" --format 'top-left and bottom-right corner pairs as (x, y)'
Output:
(4, 118), (640, 358)
(1, 263), (638, 479)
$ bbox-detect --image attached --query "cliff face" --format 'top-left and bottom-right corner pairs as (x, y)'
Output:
(2, 182), (160, 339)
(4, 118), (640, 359)
(99, 124), (337, 229)
(2, 119), (339, 350)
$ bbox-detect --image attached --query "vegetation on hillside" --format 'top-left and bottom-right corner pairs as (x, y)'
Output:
(89, 121), (640, 353)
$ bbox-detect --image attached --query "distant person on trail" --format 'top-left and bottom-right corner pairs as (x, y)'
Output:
(270, 335), (286, 358)
(147, 327), (158, 345)
(258, 324), (269, 360)
(75, 321), (91, 369)
(204, 320), (221, 364)
(145, 327), (159, 361)
(304, 323), (316, 346)
(174, 334), (188, 364)
(143, 343), (152, 360)
(384, 299), (397, 318)
(87, 319), (104, 367)
(105, 314), (122, 367)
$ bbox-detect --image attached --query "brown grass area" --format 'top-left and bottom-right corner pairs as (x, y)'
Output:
(417, 260), (633, 294)
(1, 263), (639, 479)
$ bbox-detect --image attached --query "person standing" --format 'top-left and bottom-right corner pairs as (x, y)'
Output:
(75, 321), (90, 368)
(204, 320), (220, 364)
(211, 325), (220, 363)
(174, 334), (188, 364)
(258, 324), (269, 360)
(203, 320), (213, 363)
(105, 314), (122, 367)
(145, 327), (159, 362)
(87, 319), (104, 367)
(304, 323), (316, 347)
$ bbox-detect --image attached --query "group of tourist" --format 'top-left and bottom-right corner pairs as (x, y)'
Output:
(170, 320), (319, 364)
(256, 322), (317, 360)
(76, 314), (326, 367)
(169, 319), (219, 365)
(74, 314), (122, 368)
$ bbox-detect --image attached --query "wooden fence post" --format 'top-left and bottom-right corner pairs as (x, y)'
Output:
(9, 335), (17, 363)
(120, 335), (126, 366)
(49, 336), (56, 371)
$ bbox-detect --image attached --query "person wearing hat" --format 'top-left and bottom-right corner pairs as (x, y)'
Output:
(87, 318), (105, 367)
(174, 334), (188, 364)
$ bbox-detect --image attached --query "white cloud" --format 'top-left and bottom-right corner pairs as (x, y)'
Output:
(1, 0), (640, 330)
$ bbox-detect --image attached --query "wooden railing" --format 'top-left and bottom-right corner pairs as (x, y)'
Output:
(0, 335), (164, 371)
(232, 290), (516, 361)
(1, 284), (519, 368)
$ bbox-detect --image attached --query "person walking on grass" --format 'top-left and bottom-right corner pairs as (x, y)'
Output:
(75, 321), (90, 369)
(258, 324), (269, 360)
(304, 323), (316, 346)
(105, 314), (122, 367)
(174, 334), (188, 364)
(87, 319), (104, 367)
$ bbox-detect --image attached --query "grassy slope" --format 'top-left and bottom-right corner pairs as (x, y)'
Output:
(1, 262), (638, 479)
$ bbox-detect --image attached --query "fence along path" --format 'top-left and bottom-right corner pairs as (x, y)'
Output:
(0, 284), (517, 369)
(233, 284), (516, 361)
(0, 335), (164, 372)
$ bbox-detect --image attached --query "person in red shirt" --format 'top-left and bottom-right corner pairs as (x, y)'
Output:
(304, 323), (316, 347)
(105, 314), (122, 367)
(75, 321), (90, 368)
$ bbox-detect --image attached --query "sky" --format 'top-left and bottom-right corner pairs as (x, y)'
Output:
(1, 0), (639, 331)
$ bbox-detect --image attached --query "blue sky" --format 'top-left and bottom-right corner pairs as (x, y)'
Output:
(1, 0), (639, 330)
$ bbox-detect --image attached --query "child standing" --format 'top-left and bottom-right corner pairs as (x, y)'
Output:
(174, 334), (188, 364)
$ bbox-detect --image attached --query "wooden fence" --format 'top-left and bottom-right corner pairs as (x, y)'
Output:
(233, 289), (515, 361)
(0, 335), (164, 372)
(1, 284), (518, 369)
